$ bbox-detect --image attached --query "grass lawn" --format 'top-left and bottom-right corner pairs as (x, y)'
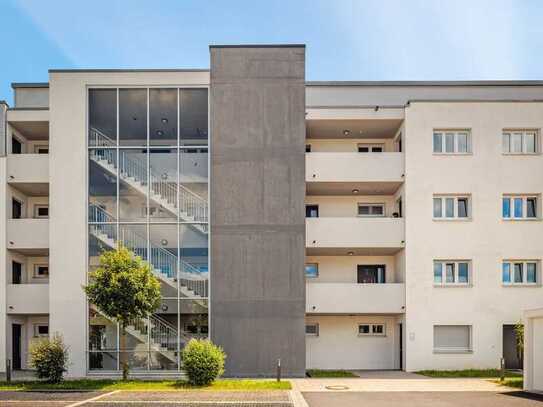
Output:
(0, 379), (291, 391)
(494, 377), (523, 388)
(416, 369), (522, 378)
(306, 369), (357, 378)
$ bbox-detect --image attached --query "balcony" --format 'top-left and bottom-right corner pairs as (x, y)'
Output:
(306, 283), (405, 314)
(7, 284), (49, 314)
(7, 219), (49, 253)
(306, 217), (404, 255)
(7, 154), (49, 195)
(306, 152), (403, 195)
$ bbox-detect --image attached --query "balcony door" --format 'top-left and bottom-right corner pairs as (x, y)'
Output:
(357, 265), (386, 284)
(12, 324), (22, 370)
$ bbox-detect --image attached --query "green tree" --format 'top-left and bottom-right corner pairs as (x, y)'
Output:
(83, 245), (161, 380)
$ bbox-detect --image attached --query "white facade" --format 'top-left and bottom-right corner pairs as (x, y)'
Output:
(1, 74), (543, 376)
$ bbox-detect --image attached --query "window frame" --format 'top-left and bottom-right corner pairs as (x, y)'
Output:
(358, 203), (386, 217)
(305, 263), (319, 279)
(433, 130), (472, 155)
(502, 129), (539, 155)
(358, 323), (386, 337)
(433, 195), (471, 220)
(433, 260), (471, 286)
(33, 264), (49, 278)
(502, 260), (539, 286)
(305, 323), (319, 336)
(502, 195), (540, 220)
(358, 143), (385, 153)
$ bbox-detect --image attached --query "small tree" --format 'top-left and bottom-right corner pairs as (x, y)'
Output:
(29, 334), (69, 383)
(182, 339), (226, 386)
(515, 321), (524, 365)
(84, 245), (161, 380)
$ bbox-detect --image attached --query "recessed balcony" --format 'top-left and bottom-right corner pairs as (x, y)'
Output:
(306, 152), (404, 195)
(306, 217), (404, 255)
(306, 282), (405, 314)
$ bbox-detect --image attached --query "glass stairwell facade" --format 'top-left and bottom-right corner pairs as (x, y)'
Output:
(87, 87), (209, 372)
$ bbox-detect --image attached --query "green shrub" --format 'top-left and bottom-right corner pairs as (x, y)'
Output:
(182, 339), (226, 386)
(29, 334), (69, 383)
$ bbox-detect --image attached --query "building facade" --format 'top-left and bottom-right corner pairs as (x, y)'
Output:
(1, 45), (543, 377)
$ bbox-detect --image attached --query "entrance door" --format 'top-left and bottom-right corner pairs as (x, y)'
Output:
(503, 325), (522, 369)
(12, 324), (22, 370)
(357, 265), (386, 283)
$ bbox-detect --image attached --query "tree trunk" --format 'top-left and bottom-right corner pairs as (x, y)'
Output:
(121, 325), (129, 380)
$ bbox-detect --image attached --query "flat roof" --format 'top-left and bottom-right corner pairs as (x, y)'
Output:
(306, 80), (543, 87)
(48, 69), (209, 73)
(210, 44), (305, 48)
(11, 82), (49, 88)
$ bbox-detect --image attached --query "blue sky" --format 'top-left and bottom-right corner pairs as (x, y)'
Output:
(1, 0), (542, 104)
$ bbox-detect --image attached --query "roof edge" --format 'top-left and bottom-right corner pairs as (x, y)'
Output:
(11, 82), (49, 89)
(49, 68), (209, 73)
(306, 80), (543, 87)
(210, 44), (305, 48)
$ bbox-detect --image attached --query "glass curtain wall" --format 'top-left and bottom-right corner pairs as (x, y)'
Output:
(88, 87), (209, 372)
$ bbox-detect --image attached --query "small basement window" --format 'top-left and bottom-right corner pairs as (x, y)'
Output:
(34, 324), (49, 337)
(34, 265), (49, 278)
(306, 323), (319, 336)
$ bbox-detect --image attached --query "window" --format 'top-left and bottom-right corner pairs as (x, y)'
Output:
(357, 265), (386, 284)
(34, 324), (49, 338)
(34, 205), (49, 218)
(433, 130), (471, 154)
(34, 265), (49, 278)
(12, 198), (22, 219)
(306, 205), (319, 218)
(34, 145), (49, 154)
(433, 195), (470, 219)
(434, 325), (472, 353)
(502, 261), (538, 285)
(305, 144), (312, 153)
(502, 195), (539, 219)
(434, 261), (471, 285)
(306, 323), (319, 336)
(12, 261), (22, 285)
(502, 130), (538, 154)
(358, 203), (385, 217)
(358, 323), (386, 336)
(305, 263), (318, 278)
(358, 144), (384, 153)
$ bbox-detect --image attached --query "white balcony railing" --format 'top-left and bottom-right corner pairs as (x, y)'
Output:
(7, 284), (49, 314)
(306, 282), (405, 314)
(306, 217), (405, 249)
(306, 152), (404, 183)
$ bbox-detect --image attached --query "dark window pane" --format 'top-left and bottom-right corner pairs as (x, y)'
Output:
(89, 150), (117, 220)
(434, 262), (442, 283)
(119, 89), (147, 146)
(458, 198), (468, 218)
(358, 146), (369, 153)
(305, 145), (312, 153)
(359, 325), (370, 334)
(433, 133), (442, 153)
(527, 263), (537, 283)
(89, 89), (117, 146)
(514, 263), (523, 283)
(180, 89), (208, 145)
(306, 205), (319, 218)
(150, 89), (177, 146)
(527, 198), (537, 218)
(458, 263), (469, 283)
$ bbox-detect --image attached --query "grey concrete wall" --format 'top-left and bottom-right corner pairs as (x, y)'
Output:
(210, 45), (306, 377)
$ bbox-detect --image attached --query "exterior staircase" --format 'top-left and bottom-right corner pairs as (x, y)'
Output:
(89, 204), (208, 299)
(89, 128), (208, 234)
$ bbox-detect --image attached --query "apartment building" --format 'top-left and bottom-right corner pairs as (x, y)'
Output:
(0, 45), (542, 377)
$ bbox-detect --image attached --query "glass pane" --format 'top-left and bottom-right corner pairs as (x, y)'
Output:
(527, 263), (537, 283)
(89, 89), (117, 146)
(502, 198), (511, 218)
(179, 299), (208, 355)
(458, 198), (468, 218)
(373, 325), (384, 334)
(149, 149), (178, 222)
(359, 325), (370, 334)
(118, 224), (148, 262)
(458, 263), (469, 283)
(89, 306), (118, 352)
(514, 197), (523, 218)
(445, 198), (454, 218)
(433, 133), (442, 153)
(149, 225), (179, 295)
(525, 132), (536, 153)
(502, 263), (511, 283)
(511, 133), (523, 153)
(371, 206), (384, 216)
(89, 150), (117, 220)
(89, 351), (118, 370)
(457, 133), (468, 153)
(359, 206), (370, 215)
(514, 263), (523, 283)
(433, 198), (442, 218)
(502, 133), (510, 153)
(446, 263), (455, 283)
(150, 88), (177, 146)
(527, 198), (537, 218)
(433, 262), (442, 283)
(180, 89), (208, 145)
(179, 149), (208, 223)
(445, 133), (455, 153)
(120, 352), (149, 370)
(179, 225), (209, 299)
(119, 89), (147, 146)
(119, 149), (148, 221)
(150, 298), (179, 370)
(305, 264), (318, 278)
